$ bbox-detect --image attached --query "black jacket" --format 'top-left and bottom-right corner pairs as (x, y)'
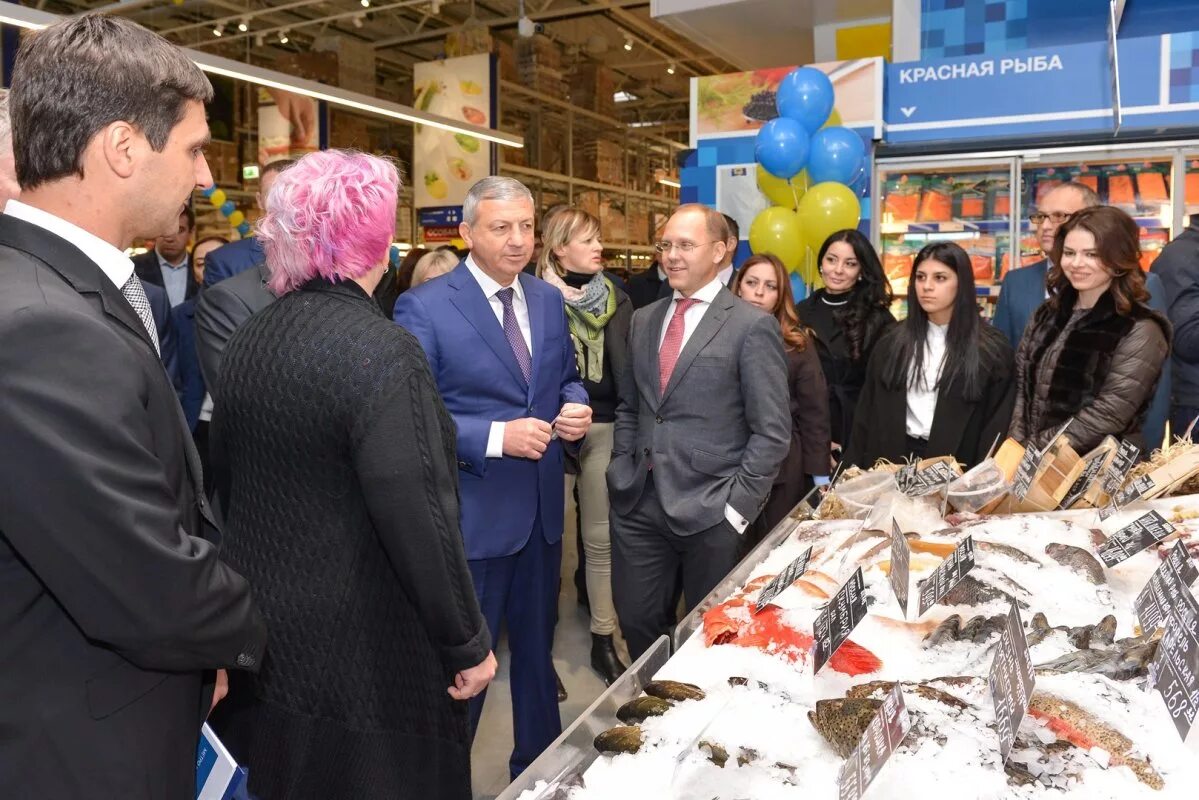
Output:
(195, 262), (275, 398)
(843, 324), (1016, 470)
(626, 266), (670, 309)
(212, 279), (489, 798)
(1152, 221), (1199, 406)
(0, 214), (265, 799)
(133, 248), (199, 302)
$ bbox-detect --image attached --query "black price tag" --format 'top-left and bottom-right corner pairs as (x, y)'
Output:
(1141, 542), (1199, 742)
(1011, 447), (1040, 501)
(1059, 447), (1110, 509)
(889, 521), (911, 618)
(897, 461), (957, 497)
(813, 567), (869, 674)
(1098, 472), (1157, 521)
(1096, 511), (1176, 568)
(753, 546), (813, 613)
(1135, 541), (1199, 639)
(917, 536), (977, 617)
(837, 684), (911, 800)
(1100, 440), (1140, 497)
(988, 602), (1036, 762)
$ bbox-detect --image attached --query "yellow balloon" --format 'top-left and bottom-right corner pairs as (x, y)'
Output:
(756, 165), (809, 211)
(798, 182), (861, 254)
(748, 206), (805, 271)
(209, 189), (227, 207)
(820, 108), (844, 129)
(228, 210), (246, 227)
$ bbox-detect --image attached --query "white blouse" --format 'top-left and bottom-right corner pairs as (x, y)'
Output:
(905, 322), (949, 440)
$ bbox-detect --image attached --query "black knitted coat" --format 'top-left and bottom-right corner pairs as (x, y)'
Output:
(211, 278), (489, 799)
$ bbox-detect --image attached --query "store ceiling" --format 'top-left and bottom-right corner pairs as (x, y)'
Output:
(42, 0), (751, 138)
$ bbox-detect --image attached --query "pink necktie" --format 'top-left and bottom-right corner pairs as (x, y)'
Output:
(659, 298), (699, 394)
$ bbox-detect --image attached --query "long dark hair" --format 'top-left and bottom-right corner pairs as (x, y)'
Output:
(815, 229), (892, 361)
(1046, 206), (1149, 316)
(881, 241), (996, 401)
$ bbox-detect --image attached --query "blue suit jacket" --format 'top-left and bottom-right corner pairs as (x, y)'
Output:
(141, 279), (180, 394)
(394, 262), (588, 560)
(171, 298), (205, 431)
(202, 237), (265, 288)
(994, 259), (1172, 450)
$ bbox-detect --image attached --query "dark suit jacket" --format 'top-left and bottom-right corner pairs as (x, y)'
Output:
(994, 259), (1172, 450)
(394, 262), (588, 559)
(141, 278), (181, 394)
(195, 262), (275, 397)
(0, 214), (266, 798)
(626, 267), (671, 309)
(132, 249), (198, 302)
(607, 288), (791, 534)
(203, 237), (265, 288)
(172, 298), (205, 431)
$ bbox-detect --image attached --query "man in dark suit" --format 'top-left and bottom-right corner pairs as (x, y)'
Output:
(993, 181), (1171, 449)
(608, 204), (791, 659)
(626, 259), (669, 309)
(0, 15), (266, 797)
(195, 262), (275, 398)
(133, 205), (197, 307)
(395, 176), (590, 780)
(718, 213), (740, 287)
(202, 158), (293, 287)
(142, 277), (181, 392)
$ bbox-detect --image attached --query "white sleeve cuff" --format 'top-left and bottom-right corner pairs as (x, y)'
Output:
(486, 422), (506, 459)
(724, 503), (749, 534)
(812, 475), (830, 486)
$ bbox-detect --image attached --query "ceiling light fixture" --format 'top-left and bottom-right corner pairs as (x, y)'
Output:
(278, 29), (289, 44)
(352, 13), (365, 28)
(212, 24), (222, 37)
(254, 33), (265, 46)
(666, 63), (676, 75)
(623, 36), (633, 51)
(237, 18), (249, 32)
(658, 177), (681, 188)
(361, 0), (371, 6)
(0, 4), (524, 150)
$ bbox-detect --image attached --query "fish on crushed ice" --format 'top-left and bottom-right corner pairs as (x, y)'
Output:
(616, 695), (674, 724)
(922, 614), (1007, 647)
(808, 698), (882, 758)
(1035, 633), (1161, 681)
(846, 680), (971, 712)
(594, 725), (644, 755)
(642, 680), (705, 702)
(976, 539), (1040, 565)
(1044, 543), (1106, 585)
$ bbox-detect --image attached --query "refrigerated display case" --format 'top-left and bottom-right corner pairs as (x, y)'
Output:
(873, 141), (1198, 319)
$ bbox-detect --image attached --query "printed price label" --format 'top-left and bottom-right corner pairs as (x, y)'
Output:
(1011, 447), (1040, 501)
(917, 536), (977, 616)
(988, 602), (1036, 761)
(837, 684), (911, 800)
(889, 521), (911, 618)
(1096, 511), (1176, 567)
(753, 546), (813, 613)
(897, 461), (958, 497)
(814, 567), (869, 674)
(1135, 541), (1198, 635)
(1059, 446), (1110, 509)
(1100, 440), (1140, 497)
(1139, 541), (1199, 742)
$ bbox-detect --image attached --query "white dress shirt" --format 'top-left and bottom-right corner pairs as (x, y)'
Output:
(5, 199), (133, 290)
(156, 249), (190, 307)
(905, 322), (949, 440)
(658, 276), (750, 534)
(465, 255), (534, 459)
(717, 263), (734, 288)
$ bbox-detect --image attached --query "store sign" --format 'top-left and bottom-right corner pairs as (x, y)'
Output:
(988, 602), (1036, 761)
(889, 521), (911, 619)
(813, 567), (869, 673)
(419, 207), (464, 227)
(1138, 542), (1199, 741)
(753, 546), (812, 613)
(837, 684), (910, 800)
(917, 536), (976, 616)
(1097, 511), (1176, 567)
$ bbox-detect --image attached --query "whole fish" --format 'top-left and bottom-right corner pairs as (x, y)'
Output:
(1044, 543), (1106, 585)
(643, 680), (705, 702)
(1027, 693), (1163, 789)
(808, 698), (882, 758)
(616, 695), (673, 724)
(594, 725), (643, 755)
(1035, 637), (1160, 681)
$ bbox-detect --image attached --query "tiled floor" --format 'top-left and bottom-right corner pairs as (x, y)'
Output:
(470, 506), (629, 800)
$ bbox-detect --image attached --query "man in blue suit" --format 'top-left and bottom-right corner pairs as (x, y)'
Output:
(394, 176), (590, 780)
(202, 158), (293, 287)
(994, 181), (1171, 450)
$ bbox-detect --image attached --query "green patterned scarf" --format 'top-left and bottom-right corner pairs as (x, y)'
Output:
(565, 277), (617, 382)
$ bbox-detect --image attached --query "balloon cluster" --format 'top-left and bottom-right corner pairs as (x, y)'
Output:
(200, 185), (253, 239)
(750, 67), (865, 289)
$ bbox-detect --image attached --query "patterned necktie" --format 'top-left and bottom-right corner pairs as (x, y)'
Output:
(659, 297), (699, 394)
(120, 274), (161, 355)
(496, 287), (531, 384)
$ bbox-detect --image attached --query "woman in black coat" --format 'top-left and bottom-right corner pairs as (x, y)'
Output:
(844, 242), (1015, 470)
(734, 253), (831, 545)
(796, 229), (895, 466)
(211, 151), (494, 799)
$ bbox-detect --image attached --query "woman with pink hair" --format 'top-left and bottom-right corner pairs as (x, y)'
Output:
(211, 149), (495, 798)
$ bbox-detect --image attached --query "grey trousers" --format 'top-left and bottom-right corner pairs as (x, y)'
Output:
(564, 422), (618, 635)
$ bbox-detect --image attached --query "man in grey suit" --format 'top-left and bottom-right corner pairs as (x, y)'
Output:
(607, 203), (791, 659)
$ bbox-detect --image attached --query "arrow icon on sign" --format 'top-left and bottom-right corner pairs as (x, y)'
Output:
(901, 106), (917, 118)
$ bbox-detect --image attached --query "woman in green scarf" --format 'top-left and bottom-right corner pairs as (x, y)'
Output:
(537, 207), (633, 685)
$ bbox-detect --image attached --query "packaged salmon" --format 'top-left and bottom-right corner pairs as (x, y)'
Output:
(883, 175), (922, 222)
(1108, 172), (1135, 207)
(917, 176), (953, 222)
(1187, 163), (1199, 209)
(1136, 169), (1169, 204)
(988, 182), (1011, 218)
(1139, 228), (1167, 271)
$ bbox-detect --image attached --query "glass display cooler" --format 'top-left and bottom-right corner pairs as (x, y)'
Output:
(872, 141), (1197, 319)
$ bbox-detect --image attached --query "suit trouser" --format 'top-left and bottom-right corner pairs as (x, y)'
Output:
(611, 473), (741, 660)
(564, 422), (618, 635)
(467, 514), (563, 781)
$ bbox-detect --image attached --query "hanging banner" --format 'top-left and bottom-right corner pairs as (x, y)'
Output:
(257, 87), (321, 165)
(413, 53), (494, 209)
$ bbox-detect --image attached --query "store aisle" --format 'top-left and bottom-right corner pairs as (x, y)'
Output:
(471, 507), (630, 800)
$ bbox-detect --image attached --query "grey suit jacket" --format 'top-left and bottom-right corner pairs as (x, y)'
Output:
(607, 286), (791, 535)
(194, 262), (275, 398)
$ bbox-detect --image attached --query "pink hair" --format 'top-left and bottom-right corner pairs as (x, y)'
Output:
(256, 149), (399, 295)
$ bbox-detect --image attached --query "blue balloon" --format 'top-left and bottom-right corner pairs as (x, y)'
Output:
(755, 117), (809, 179)
(220, 200), (237, 215)
(807, 127), (867, 186)
(776, 67), (835, 133)
(790, 272), (807, 302)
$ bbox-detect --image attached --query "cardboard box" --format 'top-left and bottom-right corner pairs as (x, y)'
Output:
(570, 60), (617, 116)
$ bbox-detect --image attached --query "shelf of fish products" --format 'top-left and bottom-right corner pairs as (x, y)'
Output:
(507, 460), (1199, 800)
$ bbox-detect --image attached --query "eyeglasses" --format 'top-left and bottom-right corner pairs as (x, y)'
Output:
(1029, 211), (1073, 225)
(654, 240), (716, 254)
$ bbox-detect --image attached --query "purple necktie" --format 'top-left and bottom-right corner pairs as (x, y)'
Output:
(496, 287), (531, 384)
